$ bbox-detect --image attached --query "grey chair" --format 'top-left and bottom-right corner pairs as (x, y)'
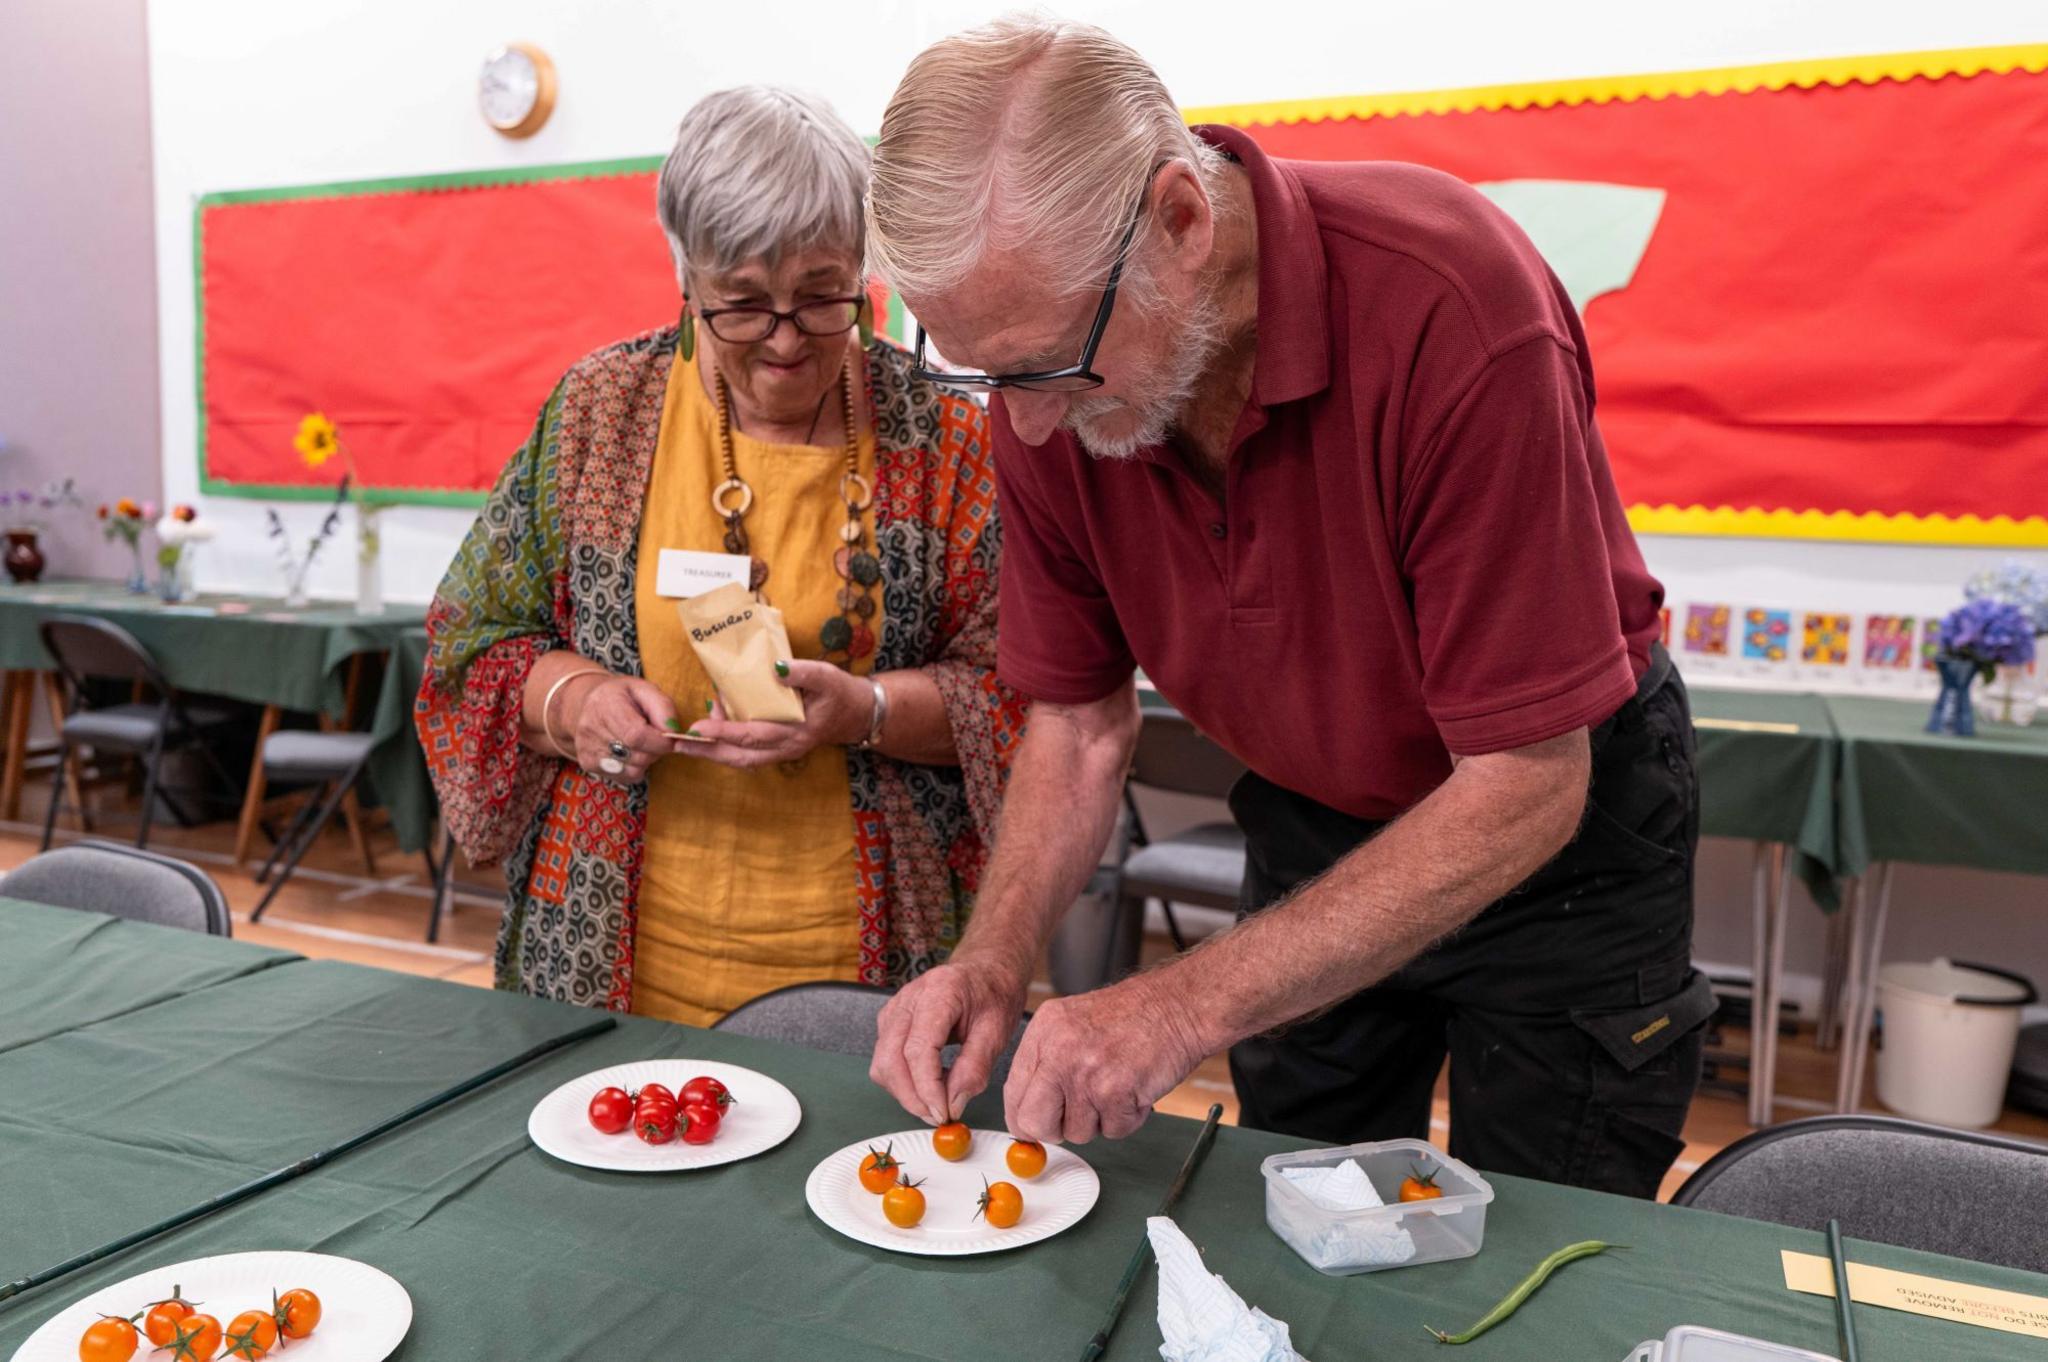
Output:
(2, 840), (232, 936)
(1050, 706), (1248, 994)
(38, 615), (241, 851)
(1672, 1114), (2048, 1272)
(714, 981), (1029, 1092)
(248, 729), (378, 922)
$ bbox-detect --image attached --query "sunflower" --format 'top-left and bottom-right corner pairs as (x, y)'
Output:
(294, 412), (340, 468)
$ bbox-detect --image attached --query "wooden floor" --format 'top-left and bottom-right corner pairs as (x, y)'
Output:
(10, 778), (2044, 1203)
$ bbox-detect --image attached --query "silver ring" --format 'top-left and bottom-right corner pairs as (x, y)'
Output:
(608, 739), (630, 759)
(598, 756), (626, 776)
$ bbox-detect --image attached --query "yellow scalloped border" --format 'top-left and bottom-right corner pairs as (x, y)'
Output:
(1628, 504), (2048, 547)
(1183, 42), (2048, 126)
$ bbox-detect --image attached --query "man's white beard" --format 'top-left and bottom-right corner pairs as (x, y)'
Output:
(1064, 288), (1226, 462)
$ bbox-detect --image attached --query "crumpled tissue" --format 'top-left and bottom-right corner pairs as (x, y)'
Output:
(1150, 1215), (1308, 1362)
(1278, 1159), (1418, 1270)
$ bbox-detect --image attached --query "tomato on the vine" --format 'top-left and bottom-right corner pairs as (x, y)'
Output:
(160, 1313), (222, 1362)
(143, 1288), (198, 1346)
(975, 1177), (1024, 1230)
(221, 1310), (277, 1360)
(271, 1288), (321, 1340)
(636, 1101), (679, 1144)
(882, 1176), (927, 1228)
(634, 1082), (675, 1108)
(77, 1315), (139, 1362)
(857, 1143), (900, 1193)
(679, 1075), (734, 1110)
(932, 1122), (972, 1162)
(679, 1102), (721, 1145)
(587, 1086), (633, 1135)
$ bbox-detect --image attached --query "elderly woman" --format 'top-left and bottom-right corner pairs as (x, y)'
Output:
(419, 87), (1024, 1025)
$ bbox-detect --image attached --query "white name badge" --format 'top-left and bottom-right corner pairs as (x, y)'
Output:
(656, 548), (753, 599)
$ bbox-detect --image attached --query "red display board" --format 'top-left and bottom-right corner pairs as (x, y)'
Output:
(1190, 44), (2048, 545)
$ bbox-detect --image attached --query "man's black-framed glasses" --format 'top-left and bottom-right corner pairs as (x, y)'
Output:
(908, 195), (1146, 393)
(698, 296), (865, 344)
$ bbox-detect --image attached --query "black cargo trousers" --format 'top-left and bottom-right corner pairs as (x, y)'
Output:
(1228, 644), (1712, 1197)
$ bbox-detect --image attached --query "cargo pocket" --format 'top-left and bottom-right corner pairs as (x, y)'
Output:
(1570, 969), (1719, 1078)
(1568, 971), (1717, 1196)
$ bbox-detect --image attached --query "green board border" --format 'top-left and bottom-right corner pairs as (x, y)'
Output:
(193, 155), (666, 509)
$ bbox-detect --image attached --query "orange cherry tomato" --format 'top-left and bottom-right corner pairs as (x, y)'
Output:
(161, 1313), (222, 1362)
(857, 1143), (901, 1194)
(976, 1178), (1024, 1230)
(932, 1122), (972, 1162)
(1398, 1163), (1445, 1202)
(143, 1289), (197, 1347)
(882, 1177), (927, 1228)
(1006, 1139), (1047, 1180)
(272, 1289), (321, 1340)
(77, 1316), (138, 1362)
(221, 1311), (278, 1360)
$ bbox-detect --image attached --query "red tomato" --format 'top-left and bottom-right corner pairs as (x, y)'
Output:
(587, 1086), (633, 1135)
(636, 1101), (679, 1144)
(635, 1083), (675, 1107)
(679, 1101), (721, 1144)
(679, 1075), (734, 1110)
(78, 1316), (139, 1362)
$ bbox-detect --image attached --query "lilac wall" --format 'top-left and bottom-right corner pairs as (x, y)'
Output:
(0, 0), (161, 579)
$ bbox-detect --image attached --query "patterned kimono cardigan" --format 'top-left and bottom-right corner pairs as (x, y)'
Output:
(417, 327), (1027, 1009)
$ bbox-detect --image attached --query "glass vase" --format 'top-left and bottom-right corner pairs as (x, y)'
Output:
(356, 503), (384, 616)
(124, 539), (149, 594)
(155, 551), (191, 604)
(1926, 658), (1980, 737)
(1974, 662), (2041, 727)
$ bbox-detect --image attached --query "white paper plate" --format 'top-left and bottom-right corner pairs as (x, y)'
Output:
(528, 1059), (800, 1172)
(805, 1127), (1099, 1256)
(10, 1250), (409, 1362)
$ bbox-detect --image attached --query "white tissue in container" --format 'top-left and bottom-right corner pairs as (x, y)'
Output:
(1261, 1138), (1494, 1276)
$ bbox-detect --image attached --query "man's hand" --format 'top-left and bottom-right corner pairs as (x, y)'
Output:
(870, 949), (1031, 1125)
(1002, 973), (1211, 1144)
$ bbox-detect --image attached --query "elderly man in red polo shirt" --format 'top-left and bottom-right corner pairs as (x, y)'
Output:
(865, 17), (1712, 1197)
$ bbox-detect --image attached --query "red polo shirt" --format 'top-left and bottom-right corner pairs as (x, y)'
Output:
(993, 125), (1663, 821)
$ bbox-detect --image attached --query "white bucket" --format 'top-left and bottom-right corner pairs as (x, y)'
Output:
(1875, 958), (2037, 1129)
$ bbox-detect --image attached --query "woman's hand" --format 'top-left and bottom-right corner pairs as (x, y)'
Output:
(568, 674), (685, 783)
(678, 661), (875, 770)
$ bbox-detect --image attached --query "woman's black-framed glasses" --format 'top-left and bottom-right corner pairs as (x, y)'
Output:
(698, 296), (865, 344)
(908, 195), (1146, 393)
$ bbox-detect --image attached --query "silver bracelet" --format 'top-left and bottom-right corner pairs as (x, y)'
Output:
(856, 675), (889, 751)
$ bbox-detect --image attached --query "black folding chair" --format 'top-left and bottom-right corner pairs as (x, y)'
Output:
(38, 615), (241, 851)
(248, 729), (377, 922)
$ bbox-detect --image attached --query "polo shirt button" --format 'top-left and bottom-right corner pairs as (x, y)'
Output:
(1208, 522), (1227, 540)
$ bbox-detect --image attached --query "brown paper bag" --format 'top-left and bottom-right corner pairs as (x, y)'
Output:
(675, 582), (805, 723)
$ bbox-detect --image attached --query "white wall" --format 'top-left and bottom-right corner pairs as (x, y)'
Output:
(146, 0), (2048, 992)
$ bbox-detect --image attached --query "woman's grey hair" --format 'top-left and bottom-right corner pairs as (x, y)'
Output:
(657, 86), (870, 289)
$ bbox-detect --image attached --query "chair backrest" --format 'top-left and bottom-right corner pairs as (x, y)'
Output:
(1131, 707), (1245, 799)
(714, 981), (1029, 1091)
(1672, 1114), (2048, 1272)
(40, 615), (169, 694)
(1, 840), (232, 937)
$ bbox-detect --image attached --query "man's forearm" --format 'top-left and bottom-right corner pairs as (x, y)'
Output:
(955, 685), (1140, 978)
(1157, 730), (1592, 1053)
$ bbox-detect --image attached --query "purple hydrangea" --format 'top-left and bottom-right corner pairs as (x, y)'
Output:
(1941, 597), (2037, 676)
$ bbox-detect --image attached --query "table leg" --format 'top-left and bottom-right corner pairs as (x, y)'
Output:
(323, 654), (376, 876)
(1758, 846), (1792, 1126)
(1837, 863), (1895, 1113)
(1, 670), (31, 821)
(42, 673), (88, 832)
(1747, 842), (1771, 1127)
(234, 704), (282, 865)
(1816, 906), (1850, 1052)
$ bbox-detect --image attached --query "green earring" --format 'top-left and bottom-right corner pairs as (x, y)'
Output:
(857, 301), (874, 350)
(676, 308), (695, 362)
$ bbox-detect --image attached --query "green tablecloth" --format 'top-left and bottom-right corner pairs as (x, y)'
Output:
(366, 627), (435, 854)
(0, 579), (425, 718)
(2, 902), (2041, 1361)
(1823, 694), (2048, 879)
(1691, 687), (1840, 901)
(0, 899), (297, 1053)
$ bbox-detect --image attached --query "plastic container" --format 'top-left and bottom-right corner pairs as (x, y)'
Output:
(1261, 1138), (1492, 1275)
(1875, 957), (2037, 1128)
(1625, 1326), (1838, 1361)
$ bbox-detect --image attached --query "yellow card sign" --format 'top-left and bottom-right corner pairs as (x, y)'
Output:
(1782, 1250), (2048, 1339)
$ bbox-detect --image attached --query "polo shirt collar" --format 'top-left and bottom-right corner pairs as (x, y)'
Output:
(1194, 124), (1331, 408)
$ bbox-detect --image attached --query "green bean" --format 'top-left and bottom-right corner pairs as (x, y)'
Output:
(1426, 1240), (1617, 1345)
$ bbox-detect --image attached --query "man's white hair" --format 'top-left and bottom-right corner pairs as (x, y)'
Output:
(657, 86), (870, 289)
(868, 14), (1226, 303)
